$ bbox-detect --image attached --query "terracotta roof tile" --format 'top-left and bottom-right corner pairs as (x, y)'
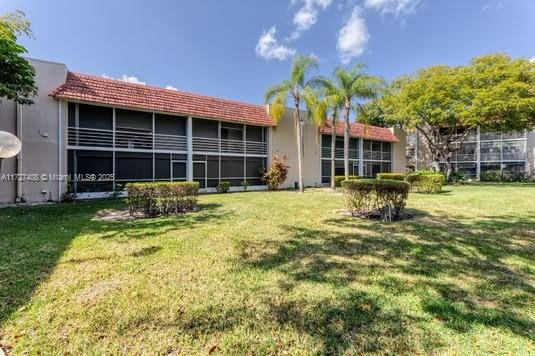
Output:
(51, 72), (274, 126)
(321, 120), (398, 142)
(50, 72), (398, 142)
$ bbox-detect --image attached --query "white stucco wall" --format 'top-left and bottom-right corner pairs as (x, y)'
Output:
(0, 58), (68, 203)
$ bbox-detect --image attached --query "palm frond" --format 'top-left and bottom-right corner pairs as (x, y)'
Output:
(291, 55), (319, 87)
(269, 91), (288, 124)
(264, 81), (291, 104)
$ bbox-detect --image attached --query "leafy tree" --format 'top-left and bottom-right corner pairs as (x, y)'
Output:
(265, 55), (319, 192)
(375, 53), (535, 179)
(0, 10), (37, 105)
(316, 65), (383, 180)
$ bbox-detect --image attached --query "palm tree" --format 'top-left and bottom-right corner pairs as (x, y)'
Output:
(317, 65), (383, 180)
(264, 55), (319, 192)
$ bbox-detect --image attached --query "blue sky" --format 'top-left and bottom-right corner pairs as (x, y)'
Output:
(2, 0), (534, 106)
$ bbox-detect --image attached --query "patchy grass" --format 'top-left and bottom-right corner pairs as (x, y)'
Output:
(1, 184), (534, 354)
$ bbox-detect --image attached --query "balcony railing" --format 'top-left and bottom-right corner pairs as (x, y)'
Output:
(321, 147), (358, 160)
(69, 126), (186, 152)
(363, 150), (391, 161)
(193, 136), (267, 155)
(68, 127), (267, 155)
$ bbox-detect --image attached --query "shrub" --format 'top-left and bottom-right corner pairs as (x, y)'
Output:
(406, 171), (445, 193)
(449, 171), (469, 184)
(480, 170), (528, 183)
(126, 181), (199, 217)
(341, 179), (410, 221)
(61, 182), (78, 202)
(217, 181), (231, 193)
(263, 154), (289, 190)
(241, 181), (249, 192)
(334, 175), (363, 187)
(377, 173), (405, 181)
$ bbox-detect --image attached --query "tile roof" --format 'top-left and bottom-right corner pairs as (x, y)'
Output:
(321, 120), (399, 142)
(50, 72), (274, 126)
(50, 72), (398, 142)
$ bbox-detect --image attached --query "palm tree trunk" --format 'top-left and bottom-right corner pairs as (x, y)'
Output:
(294, 103), (304, 192)
(343, 104), (351, 180)
(330, 116), (336, 189)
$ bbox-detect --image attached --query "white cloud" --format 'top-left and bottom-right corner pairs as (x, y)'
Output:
(102, 73), (146, 85)
(255, 26), (296, 61)
(165, 85), (178, 91)
(337, 6), (369, 64)
(291, 0), (333, 39)
(120, 75), (146, 85)
(364, 0), (421, 17)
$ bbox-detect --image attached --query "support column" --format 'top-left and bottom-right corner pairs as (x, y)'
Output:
(187, 116), (193, 181)
(358, 138), (364, 176)
(476, 127), (481, 180)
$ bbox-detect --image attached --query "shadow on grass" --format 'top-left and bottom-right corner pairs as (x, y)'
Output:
(0, 201), (231, 328)
(236, 209), (535, 352)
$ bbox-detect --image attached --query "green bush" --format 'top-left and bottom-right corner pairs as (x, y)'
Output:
(126, 182), (199, 217)
(217, 181), (231, 193)
(406, 171), (445, 193)
(341, 179), (410, 220)
(480, 170), (527, 182)
(334, 175), (363, 187)
(377, 173), (405, 181)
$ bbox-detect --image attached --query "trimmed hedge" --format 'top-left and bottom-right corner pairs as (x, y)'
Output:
(334, 175), (364, 187)
(341, 179), (410, 220)
(217, 181), (231, 193)
(126, 182), (199, 217)
(406, 171), (445, 194)
(377, 173), (406, 181)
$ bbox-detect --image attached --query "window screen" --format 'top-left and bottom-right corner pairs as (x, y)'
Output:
(79, 104), (113, 130)
(116, 109), (152, 131)
(68, 103), (76, 127)
(116, 152), (153, 180)
(155, 114), (186, 136)
(246, 157), (265, 178)
(193, 118), (218, 138)
(221, 156), (244, 178)
(246, 126), (263, 142)
(72, 150), (113, 176)
(207, 155), (219, 178)
(155, 154), (171, 179)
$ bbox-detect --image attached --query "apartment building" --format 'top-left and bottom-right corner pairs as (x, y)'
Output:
(407, 129), (535, 178)
(0, 58), (406, 203)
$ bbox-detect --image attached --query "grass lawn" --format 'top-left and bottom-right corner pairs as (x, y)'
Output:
(1, 184), (534, 354)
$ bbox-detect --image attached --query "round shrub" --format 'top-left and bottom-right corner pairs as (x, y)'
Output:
(334, 175), (364, 187)
(217, 181), (231, 193)
(341, 179), (410, 221)
(377, 173), (405, 181)
(406, 171), (445, 194)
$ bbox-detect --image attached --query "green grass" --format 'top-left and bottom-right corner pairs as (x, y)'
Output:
(1, 184), (534, 354)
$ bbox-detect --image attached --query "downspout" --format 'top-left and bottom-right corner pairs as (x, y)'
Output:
(57, 100), (62, 201)
(16, 104), (23, 202)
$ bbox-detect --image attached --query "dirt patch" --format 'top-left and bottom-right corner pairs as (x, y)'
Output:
(94, 209), (144, 221)
(77, 279), (120, 305)
(339, 209), (414, 221)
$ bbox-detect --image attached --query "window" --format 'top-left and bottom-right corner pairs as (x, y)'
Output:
(221, 156), (244, 186)
(155, 114), (186, 136)
(221, 123), (243, 141)
(115, 152), (152, 180)
(78, 104), (113, 130)
(68, 150), (113, 193)
(155, 154), (171, 180)
(116, 109), (152, 131)
(193, 118), (218, 138)
(246, 125), (264, 142)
